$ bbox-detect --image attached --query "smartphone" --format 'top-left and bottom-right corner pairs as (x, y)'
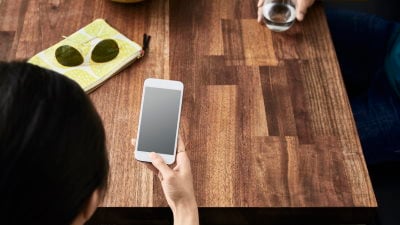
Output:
(135, 78), (184, 164)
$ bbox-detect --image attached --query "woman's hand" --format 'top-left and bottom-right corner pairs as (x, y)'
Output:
(257, 0), (316, 23)
(132, 137), (199, 225)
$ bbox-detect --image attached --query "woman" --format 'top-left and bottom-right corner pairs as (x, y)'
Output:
(0, 62), (198, 225)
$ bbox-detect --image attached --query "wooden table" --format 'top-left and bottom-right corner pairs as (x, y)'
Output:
(0, 0), (377, 224)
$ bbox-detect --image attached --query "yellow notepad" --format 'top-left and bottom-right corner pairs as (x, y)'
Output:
(29, 19), (143, 93)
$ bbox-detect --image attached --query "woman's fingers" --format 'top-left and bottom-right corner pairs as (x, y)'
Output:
(131, 138), (136, 146)
(296, 0), (315, 21)
(177, 136), (186, 153)
(296, 0), (307, 21)
(175, 151), (191, 173)
(149, 152), (174, 178)
(257, 0), (264, 23)
(144, 162), (159, 174)
(135, 135), (188, 177)
(258, 7), (263, 23)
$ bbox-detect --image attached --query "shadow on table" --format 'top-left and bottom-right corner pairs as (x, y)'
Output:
(368, 162), (400, 225)
(86, 207), (375, 225)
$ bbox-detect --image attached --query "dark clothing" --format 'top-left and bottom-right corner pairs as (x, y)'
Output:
(326, 9), (400, 164)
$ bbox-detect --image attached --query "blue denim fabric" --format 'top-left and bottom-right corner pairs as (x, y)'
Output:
(326, 9), (400, 164)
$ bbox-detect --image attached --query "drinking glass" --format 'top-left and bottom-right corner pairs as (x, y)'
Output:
(263, 0), (296, 32)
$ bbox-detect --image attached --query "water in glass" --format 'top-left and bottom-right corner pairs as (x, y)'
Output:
(263, 2), (296, 32)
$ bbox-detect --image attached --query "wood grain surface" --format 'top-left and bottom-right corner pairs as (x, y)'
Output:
(0, 0), (377, 222)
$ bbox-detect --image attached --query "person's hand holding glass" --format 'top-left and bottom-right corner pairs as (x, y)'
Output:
(257, 0), (316, 31)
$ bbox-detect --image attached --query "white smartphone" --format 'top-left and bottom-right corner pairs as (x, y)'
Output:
(135, 78), (184, 164)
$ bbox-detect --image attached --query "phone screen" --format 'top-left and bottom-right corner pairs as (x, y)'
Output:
(137, 87), (182, 155)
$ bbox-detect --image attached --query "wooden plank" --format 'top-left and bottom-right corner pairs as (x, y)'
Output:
(0, 0), (27, 31)
(0, 31), (14, 60)
(240, 19), (278, 66)
(271, 21), (304, 59)
(222, 19), (246, 66)
(259, 64), (297, 137)
(237, 66), (269, 137)
(242, 136), (354, 207)
(197, 85), (238, 206)
(221, 19), (279, 66)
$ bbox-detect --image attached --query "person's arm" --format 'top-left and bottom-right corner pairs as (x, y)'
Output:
(149, 150), (199, 225)
(133, 137), (199, 225)
(172, 201), (199, 225)
(257, 0), (316, 23)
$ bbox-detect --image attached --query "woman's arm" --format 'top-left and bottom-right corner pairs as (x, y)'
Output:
(134, 137), (199, 225)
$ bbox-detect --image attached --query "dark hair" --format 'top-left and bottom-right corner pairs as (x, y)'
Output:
(0, 62), (109, 225)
